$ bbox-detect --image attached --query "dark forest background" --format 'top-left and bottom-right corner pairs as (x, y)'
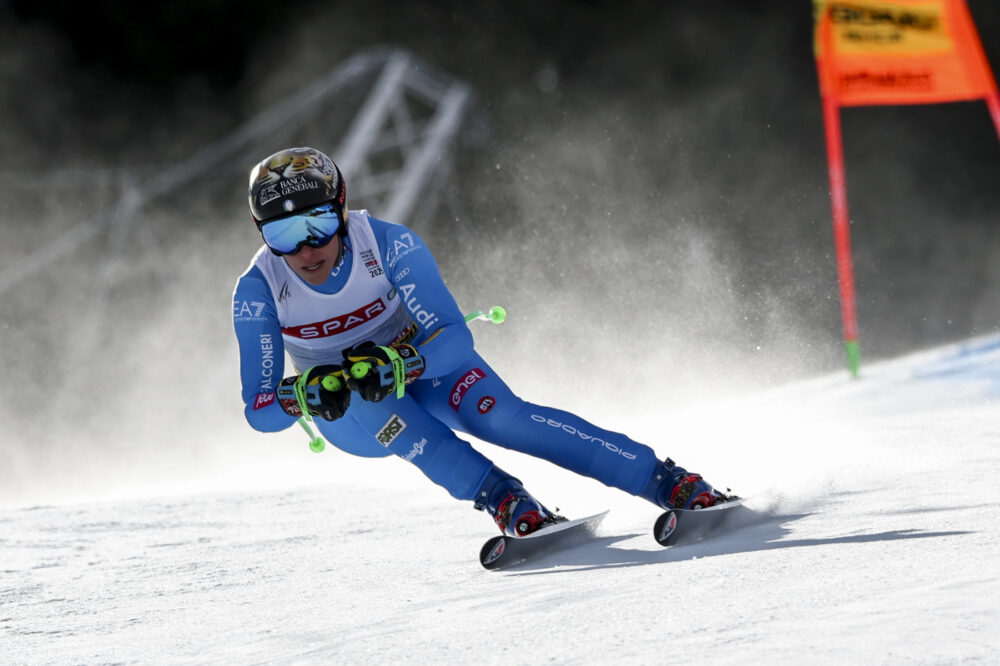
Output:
(4, 0), (998, 358)
(0, 2), (998, 481)
(0, 0), (998, 503)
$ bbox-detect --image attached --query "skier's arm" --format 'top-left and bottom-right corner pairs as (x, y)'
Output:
(232, 269), (298, 432)
(371, 218), (474, 378)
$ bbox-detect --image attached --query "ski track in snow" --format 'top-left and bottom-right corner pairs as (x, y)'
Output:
(3, 335), (999, 664)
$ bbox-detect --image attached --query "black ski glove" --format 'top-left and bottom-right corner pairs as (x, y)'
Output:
(275, 364), (350, 421)
(344, 344), (425, 402)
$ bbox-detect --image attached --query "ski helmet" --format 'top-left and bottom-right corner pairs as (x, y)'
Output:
(248, 147), (347, 227)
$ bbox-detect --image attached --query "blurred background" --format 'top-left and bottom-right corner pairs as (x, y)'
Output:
(1, 0), (997, 507)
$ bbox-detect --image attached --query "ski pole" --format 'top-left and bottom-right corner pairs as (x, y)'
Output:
(297, 418), (326, 453)
(292, 373), (347, 452)
(464, 305), (507, 324)
(298, 307), (507, 453)
(346, 306), (506, 398)
(293, 366), (335, 453)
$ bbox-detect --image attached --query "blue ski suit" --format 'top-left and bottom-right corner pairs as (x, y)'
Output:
(233, 211), (664, 504)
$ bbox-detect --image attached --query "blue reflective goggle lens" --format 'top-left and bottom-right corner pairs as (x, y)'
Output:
(260, 203), (341, 255)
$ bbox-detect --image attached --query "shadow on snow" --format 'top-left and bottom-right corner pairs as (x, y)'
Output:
(500, 510), (974, 575)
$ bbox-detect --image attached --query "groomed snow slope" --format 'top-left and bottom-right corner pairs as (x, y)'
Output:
(4, 334), (999, 664)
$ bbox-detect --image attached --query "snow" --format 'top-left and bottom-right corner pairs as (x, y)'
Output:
(3, 334), (999, 664)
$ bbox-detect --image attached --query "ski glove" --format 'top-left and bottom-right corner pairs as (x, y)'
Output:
(344, 344), (425, 402)
(276, 364), (351, 421)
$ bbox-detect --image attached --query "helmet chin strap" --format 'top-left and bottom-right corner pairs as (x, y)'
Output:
(332, 226), (349, 269)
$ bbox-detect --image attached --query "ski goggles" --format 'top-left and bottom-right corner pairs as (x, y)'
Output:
(259, 202), (342, 256)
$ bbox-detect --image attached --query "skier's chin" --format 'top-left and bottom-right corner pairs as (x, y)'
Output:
(297, 261), (327, 284)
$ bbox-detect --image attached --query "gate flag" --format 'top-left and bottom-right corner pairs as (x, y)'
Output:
(815, 0), (998, 107)
(812, 0), (1000, 376)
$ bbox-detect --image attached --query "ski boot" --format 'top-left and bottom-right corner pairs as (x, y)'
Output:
(474, 466), (564, 537)
(638, 458), (730, 510)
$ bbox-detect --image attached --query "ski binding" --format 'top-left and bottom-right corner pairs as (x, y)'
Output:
(479, 510), (608, 570)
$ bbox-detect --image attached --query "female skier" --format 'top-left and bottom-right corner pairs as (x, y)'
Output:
(233, 146), (729, 537)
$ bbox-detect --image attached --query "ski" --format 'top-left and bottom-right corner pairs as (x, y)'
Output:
(653, 499), (751, 547)
(479, 510), (609, 570)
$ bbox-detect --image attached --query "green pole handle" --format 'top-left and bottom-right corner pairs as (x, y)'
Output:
(378, 345), (406, 399)
(349, 349), (404, 399)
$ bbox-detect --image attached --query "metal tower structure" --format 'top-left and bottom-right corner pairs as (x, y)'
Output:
(0, 46), (479, 298)
(0, 47), (482, 415)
